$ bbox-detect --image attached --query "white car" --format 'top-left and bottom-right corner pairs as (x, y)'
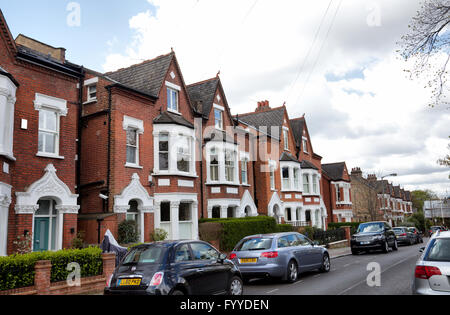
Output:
(412, 231), (450, 295)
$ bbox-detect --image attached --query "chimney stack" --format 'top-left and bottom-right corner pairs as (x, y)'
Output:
(15, 34), (66, 63)
(255, 100), (271, 112)
(367, 174), (378, 182)
(351, 167), (363, 177)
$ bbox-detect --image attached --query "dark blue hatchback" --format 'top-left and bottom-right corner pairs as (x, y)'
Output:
(104, 240), (243, 295)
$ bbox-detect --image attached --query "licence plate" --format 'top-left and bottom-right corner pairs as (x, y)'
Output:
(119, 278), (142, 286)
(240, 258), (258, 264)
(361, 242), (371, 245)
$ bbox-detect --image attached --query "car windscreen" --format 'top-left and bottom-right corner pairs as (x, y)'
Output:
(393, 228), (405, 234)
(122, 246), (167, 265)
(357, 223), (384, 233)
(235, 238), (273, 251)
(425, 239), (450, 262)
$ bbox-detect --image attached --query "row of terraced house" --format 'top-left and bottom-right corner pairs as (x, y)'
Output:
(0, 12), (413, 255)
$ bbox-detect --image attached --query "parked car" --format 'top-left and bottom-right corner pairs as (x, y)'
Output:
(229, 232), (330, 283)
(407, 227), (424, 244)
(104, 240), (243, 295)
(429, 226), (446, 236)
(351, 221), (398, 255)
(393, 227), (416, 246)
(413, 231), (450, 295)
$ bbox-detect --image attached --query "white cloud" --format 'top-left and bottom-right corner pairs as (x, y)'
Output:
(102, 0), (449, 194)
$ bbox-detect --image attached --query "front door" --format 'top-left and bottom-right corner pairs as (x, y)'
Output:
(34, 217), (49, 251)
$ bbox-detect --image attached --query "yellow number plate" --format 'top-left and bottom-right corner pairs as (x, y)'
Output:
(119, 279), (142, 286)
(240, 258), (258, 264)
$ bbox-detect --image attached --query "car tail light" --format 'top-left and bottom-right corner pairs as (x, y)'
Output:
(229, 253), (237, 260)
(400, 233), (407, 236)
(150, 272), (164, 286)
(106, 274), (114, 287)
(261, 251), (278, 259)
(415, 266), (442, 279)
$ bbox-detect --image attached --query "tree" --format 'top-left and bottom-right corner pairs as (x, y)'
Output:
(437, 141), (450, 179)
(411, 189), (438, 212)
(400, 0), (450, 108)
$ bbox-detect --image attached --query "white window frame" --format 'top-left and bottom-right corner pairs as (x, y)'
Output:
(167, 85), (180, 114)
(176, 135), (192, 174)
(209, 147), (220, 182)
(38, 108), (60, 157)
(302, 137), (308, 154)
(283, 128), (289, 151)
(270, 164), (276, 191)
(0, 74), (17, 161)
(214, 108), (224, 130)
(281, 167), (290, 191)
(126, 127), (139, 167)
(303, 174), (310, 194)
(87, 85), (97, 102)
(225, 150), (236, 183)
(123, 116), (144, 169)
(293, 168), (300, 191)
(34, 93), (67, 160)
(241, 158), (248, 185)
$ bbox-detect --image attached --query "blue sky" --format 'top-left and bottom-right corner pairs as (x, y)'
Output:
(0, 0), (154, 71)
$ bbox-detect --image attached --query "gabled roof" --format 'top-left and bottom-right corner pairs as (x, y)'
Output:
(236, 107), (286, 140)
(106, 53), (174, 98)
(153, 111), (194, 129)
(290, 118), (305, 148)
(322, 162), (348, 181)
(280, 152), (300, 164)
(0, 10), (18, 58)
(187, 77), (220, 118)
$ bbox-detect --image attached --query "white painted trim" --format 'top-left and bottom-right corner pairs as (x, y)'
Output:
(0, 182), (11, 256)
(84, 77), (99, 86)
(34, 93), (68, 116)
(213, 103), (225, 111)
(165, 81), (181, 91)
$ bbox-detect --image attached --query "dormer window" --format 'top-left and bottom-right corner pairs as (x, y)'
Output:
(167, 87), (179, 112)
(87, 85), (97, 102)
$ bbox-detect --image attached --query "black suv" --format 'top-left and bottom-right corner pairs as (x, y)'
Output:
(104, 240), (243, 295)
(351, 221), (398, 255)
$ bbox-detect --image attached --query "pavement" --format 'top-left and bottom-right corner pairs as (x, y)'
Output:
(327, 246), (352, 259)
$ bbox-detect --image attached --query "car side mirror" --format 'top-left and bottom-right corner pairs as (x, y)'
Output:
(218, 253), (227, 263)
(312, 241), (319, 246)
(419, 247), (425, 253)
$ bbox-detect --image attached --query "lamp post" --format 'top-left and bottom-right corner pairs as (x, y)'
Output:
(381, 173), (397, 224)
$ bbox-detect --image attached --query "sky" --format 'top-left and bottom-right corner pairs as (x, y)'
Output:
(1, 0), (449, 196)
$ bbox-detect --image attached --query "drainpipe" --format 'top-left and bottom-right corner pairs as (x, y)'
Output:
(106, 86), (112, 213)
(76, 66), (85, 195)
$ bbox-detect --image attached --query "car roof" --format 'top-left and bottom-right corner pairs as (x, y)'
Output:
(245, 232), (297, 239)
(432, 231), (450, 239)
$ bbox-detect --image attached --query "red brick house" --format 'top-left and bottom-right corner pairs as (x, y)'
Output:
(78, 52), (202, 244)
(290, 116), (327, 229)
(187, 76), (257, 219)
(235, 102), (328, 229)
(0, 11), (83, 255)
(322, 162), (354, 223)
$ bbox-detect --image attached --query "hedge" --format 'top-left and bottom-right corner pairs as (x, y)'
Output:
(328, 222), (361, 235)
(0, 247), (103, 291)
(199, 216), (293, 252)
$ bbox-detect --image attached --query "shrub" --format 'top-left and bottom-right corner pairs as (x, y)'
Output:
(0, 247), (103, 291)
(276, 224), (294, 233)
(150, 228), (168, 242)
(118, 220), (138, 244)
(71, 230), (86, 249)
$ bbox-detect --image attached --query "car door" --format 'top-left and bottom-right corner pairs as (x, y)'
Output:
(172, 243), (205, 295)
(384, 223), (395, 246)
(189, 242), (230, 295)
(292, 234), (314, 271)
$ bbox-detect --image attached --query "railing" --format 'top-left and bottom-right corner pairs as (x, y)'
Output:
(312, 228), (346, 245)
(286, 221), (311, 227)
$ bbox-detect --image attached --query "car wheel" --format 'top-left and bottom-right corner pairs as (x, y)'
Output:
(351, 248), (359, 255)
(392, 239), (398, 251)
(228, 276), (243, 296)
(170, 289), (185, 296)
(287, 260), (298, 283)
(382, 241), (389, 253)
(320, 254), (331, 273)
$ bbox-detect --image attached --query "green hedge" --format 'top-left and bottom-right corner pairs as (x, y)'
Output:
(199, 216), (293, 252)
(328, 222), (361, 235)
(0, 247), (103, 291)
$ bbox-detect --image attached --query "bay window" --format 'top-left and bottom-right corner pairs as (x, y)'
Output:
(303, 174), (310, 194)
(293, 168), (300, 190)
(225, 151), (235, 182)
(312, 174), (318, 194)
(159, 133), (169, 171)
(282, 167), (290, 190)
(177, 135), (191, 173)
(209, 148), (219, 182)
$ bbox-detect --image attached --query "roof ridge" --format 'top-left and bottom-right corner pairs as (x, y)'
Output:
(105, 51), (173, 75)
(187, 77), (219, 87)
(236, 105), (286, 118)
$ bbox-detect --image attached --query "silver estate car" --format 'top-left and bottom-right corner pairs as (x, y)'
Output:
(229, 232), (330, 283)
(412, 231), (450, 295)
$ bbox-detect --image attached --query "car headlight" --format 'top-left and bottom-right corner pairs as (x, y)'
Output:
(373, 235), (385, 241)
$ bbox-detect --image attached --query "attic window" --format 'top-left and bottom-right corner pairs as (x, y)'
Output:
(214, 108), (223, 130)
(167, 87), (179, 113)
(302, 137), (308, 154)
